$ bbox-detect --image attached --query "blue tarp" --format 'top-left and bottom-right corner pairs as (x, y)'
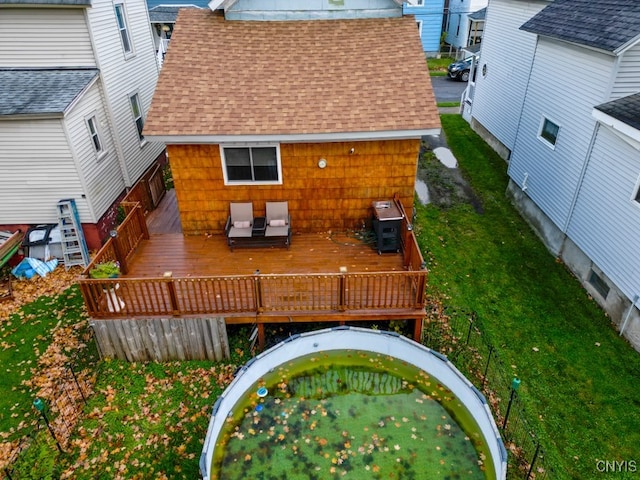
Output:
(12, 257), (58, 279)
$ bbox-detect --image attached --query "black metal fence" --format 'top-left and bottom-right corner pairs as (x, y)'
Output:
(1, 324), (99, 480)
(423, 302), (552, 479)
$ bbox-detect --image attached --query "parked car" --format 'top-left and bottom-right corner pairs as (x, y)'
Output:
(447, 56), (475, 82)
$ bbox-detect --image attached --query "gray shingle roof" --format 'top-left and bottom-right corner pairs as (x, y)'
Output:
(149, 6), (181, 23)
(0, 68), (99, 116)
(469, 7), (486, 21)
(0, 0), (90, 5)
(520, 0), (640, 53)
(594, 93), (640, 131)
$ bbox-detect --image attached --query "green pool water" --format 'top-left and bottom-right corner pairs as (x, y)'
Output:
(212, 350), (493, 479)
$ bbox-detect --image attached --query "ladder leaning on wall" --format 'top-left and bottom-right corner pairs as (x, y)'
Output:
(56, 199), (90, 269)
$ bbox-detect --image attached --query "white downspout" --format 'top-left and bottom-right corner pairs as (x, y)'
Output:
(620, 294), (639, 336)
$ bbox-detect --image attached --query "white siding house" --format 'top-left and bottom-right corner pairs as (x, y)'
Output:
(467, 0), (640, 350)
(0, 0), (165, 250)
(445, 0), (487, 50)
(464, 0), (549, 157)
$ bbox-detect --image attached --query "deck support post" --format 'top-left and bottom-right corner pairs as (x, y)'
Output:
(413, 317), (423, 343)
(257, 323), (265, 351)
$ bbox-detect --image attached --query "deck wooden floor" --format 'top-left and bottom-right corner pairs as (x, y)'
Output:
(124, 230), (405, 278)
(126, 189), (405, 277)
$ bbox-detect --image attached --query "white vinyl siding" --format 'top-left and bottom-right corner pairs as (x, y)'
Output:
(0, 120), (88, 224)
(566, 125), (640, 300)
(470, 0), (549, 152)
(611, 43), (640, 100)
(66, 82), (125, 221)
(85, 0), (164, 187)
(508, 38), (613, 230)
(0, 8), (95, 67)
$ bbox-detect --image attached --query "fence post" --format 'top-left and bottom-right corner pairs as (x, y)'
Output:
(482, 345), (493, 389)
(68, 364), (87, 405)
(165, 275), (180, 315)
(137, 203), (150, 240)
(526, 442), (541, 479)
(465, 312), (475, 345)
(338, 274), (346, 312)
(109, 231), (128, 274)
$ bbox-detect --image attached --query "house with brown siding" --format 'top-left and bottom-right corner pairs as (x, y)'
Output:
(144, 8), (440, 234)
(80, 1), (441, 359)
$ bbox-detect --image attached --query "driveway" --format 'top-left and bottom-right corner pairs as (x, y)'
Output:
(430, 76), (467, 103)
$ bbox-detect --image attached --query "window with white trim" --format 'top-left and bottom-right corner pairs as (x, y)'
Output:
(633, 176), (640, 204)
(86, 115), (103, 155)
(416, 19), (423, 37)
(414, 0), (425, 6)
(114, 3), (132, 55)
(539, 117), (560, 147)
(129, 93), (144, 141)
(221, 145), (281, 184)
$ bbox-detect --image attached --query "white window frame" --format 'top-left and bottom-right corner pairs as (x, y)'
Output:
(416, 19), (423, 37)
(631, 174), (640, 206)
(220, 144), (283, 186)
(114, 2), (133, 57)
(85, 114), (105, 159)
(129, 92), (145, 144)
(414, 0), (425, 6)
(538, 116), (561, 149)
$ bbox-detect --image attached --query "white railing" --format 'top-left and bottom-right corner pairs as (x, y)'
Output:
(156, 38), (170, 69)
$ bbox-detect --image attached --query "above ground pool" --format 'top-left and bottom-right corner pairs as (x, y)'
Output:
(200, 327), (507, 479)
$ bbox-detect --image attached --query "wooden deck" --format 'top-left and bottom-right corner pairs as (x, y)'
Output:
(80, 191), (427, 351)
(134, 188), (405, 277)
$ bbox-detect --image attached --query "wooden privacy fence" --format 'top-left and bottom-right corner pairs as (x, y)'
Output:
(80, 271), (426, 319)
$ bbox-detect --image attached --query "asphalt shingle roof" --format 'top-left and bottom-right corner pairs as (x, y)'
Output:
(146, 0), (207, 11)
(521, 0), (640, 53)
(0, 68), (99, 116)
(594, 93), (640, 131)
(145, 9), (439, 138)
(469, 7), (486, 21)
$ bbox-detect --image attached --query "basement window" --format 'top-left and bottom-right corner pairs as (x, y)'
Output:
(539, 117), (560, 147)
(588, 270), (610, 300)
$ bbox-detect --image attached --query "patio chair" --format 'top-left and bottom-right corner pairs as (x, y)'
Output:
(225, 202), (253, 250)
(265, 201), (291, 248)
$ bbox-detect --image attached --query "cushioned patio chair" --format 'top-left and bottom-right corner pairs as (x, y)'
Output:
(265, 201), (291, 248)
(225, 202), (253, 250)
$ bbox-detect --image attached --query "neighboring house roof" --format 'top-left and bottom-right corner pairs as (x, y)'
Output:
(594, 93), (640, 131)
(521, 0), (640, 54)
(146, 0), (207, 11)
(0, 68), (99, 117)
(145, 9), (439, 142)
(469, 7), (487, 21)
(0, 0), (90, 5)
(149, 6), (194, 23)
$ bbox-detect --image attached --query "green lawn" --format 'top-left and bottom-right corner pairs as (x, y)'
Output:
(416, 115), (640, 479)
(427, 56), (454, 76)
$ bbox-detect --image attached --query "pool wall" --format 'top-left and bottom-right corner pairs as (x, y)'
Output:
(200, 326), (508, 480)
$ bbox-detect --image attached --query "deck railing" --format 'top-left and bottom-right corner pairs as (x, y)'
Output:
(80, 270), (426, 319)
(80, 197), (427, 319)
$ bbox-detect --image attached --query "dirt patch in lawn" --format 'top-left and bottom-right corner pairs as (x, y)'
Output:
(417, 137), (484, 213)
